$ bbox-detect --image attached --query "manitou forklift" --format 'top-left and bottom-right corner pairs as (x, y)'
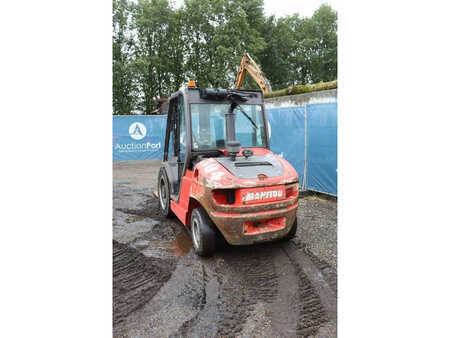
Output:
(157, 81), (299, 256)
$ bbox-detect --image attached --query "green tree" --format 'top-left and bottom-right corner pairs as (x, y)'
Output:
(182, 0), (265, 88)
(255, 4), (337, 90)
(112, 1), (337, 114)
(132, 0), (184, 113)
(297, 5), (337, 83)
(256, 14), (305, 90)
(113, 0), (136, 114)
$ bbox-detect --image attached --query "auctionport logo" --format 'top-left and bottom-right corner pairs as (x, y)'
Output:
(114, 121), (161, 153)
(129, 122), (147, 140)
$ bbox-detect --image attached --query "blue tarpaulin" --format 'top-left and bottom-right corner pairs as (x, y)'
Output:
(113, 115), (166, 161)
(112, 101), (337, 195)
(266, 106), (306, 186)
(305, 103), (337, 195)
(265, 102), (337, 195)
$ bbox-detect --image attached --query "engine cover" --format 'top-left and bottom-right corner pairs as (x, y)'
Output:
(215, 153), (283, 179)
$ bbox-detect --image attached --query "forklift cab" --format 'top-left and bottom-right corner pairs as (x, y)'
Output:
(161, 84), (269, 202)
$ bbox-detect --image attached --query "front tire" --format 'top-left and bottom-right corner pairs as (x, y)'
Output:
(158, 167), (173, 218)
(190, 208), (216, 257)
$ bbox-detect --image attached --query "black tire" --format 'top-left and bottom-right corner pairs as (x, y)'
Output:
(158, 167), (173, 218)
(283, 218), (298, 241)
(190, 207), (216, 257)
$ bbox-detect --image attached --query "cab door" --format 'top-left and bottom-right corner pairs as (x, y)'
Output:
(163, 94), (186, 197)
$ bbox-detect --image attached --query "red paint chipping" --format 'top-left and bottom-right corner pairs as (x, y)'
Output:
(243, 217), (286, 235)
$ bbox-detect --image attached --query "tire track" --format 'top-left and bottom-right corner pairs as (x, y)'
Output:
(140, 241), (333, 337)
(282, 241), (335, 334)
(113, 241), (175, 327)
(115, 252), (205, 337)
(113, 182), (336, 337)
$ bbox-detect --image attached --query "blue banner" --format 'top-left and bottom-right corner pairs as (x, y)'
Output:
(305, 103), (337, 195)
(113, 115), (167, 161)
(266, 106), (306, 186)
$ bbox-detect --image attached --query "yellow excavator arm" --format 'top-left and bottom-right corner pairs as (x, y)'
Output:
(235, 52), (272, 94)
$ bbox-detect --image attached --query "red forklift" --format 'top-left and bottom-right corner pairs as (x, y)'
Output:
(158, 81), (300, 256)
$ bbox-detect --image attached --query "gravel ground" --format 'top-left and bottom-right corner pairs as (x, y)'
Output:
(296, 194), (337, 269)
(113, 160), (337, 337)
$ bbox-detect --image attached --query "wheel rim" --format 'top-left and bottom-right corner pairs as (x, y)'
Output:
(159, 177), (167, 209)
(192, 218), (200, 249)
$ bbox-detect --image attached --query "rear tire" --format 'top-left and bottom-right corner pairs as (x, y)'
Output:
(283, 218), (298, 241)
(158, 167), (173, 218)
(190, 208), (216, 257)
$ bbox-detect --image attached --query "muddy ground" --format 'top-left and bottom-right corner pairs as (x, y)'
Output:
(113, 160), (337, 337)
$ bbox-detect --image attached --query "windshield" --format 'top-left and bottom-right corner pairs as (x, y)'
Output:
(190, 103), (267, 150)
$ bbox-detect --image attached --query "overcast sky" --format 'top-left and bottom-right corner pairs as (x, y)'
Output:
(172, 0), (338, 18)
(264, 0), (338, 18)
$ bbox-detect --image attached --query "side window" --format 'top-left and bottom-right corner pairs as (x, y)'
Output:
(178, 96), (186, 161)
(168, 100), (175, 158)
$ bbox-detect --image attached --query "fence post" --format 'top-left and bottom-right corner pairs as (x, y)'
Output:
(302, 105), (308, 190)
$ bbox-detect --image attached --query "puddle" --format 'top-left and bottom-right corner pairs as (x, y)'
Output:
(125, 214), (147, 223)
(135, 228), (193, 259)
(141, 243), (174, 259)
(133, 239), (150, 249)
(167, 229), (193, 255)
